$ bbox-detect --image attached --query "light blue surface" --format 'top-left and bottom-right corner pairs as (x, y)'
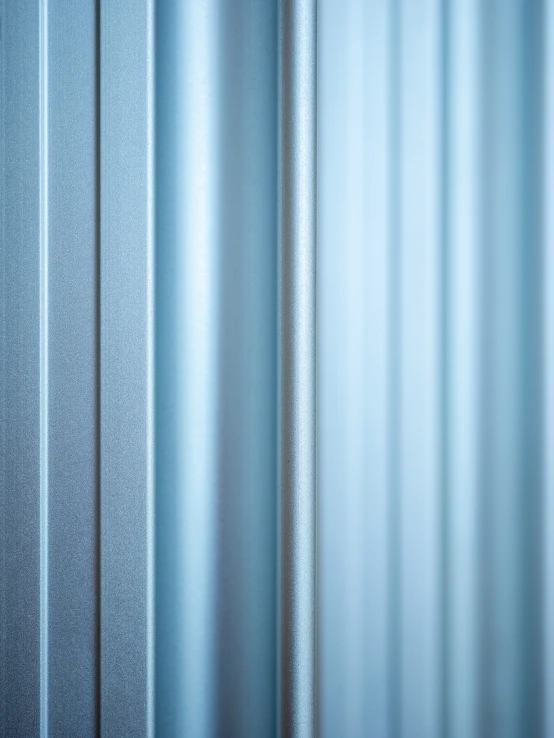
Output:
(318, 0), (550, 736)
(155, 1), (279, 735)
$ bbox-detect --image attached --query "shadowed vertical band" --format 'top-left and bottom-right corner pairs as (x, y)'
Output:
(278, 0), (317, 736)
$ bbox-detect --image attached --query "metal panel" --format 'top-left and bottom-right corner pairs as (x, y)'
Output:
(0, 3), (41, 735)
(278, 1), (317, 737)
(99, 0), (154, 735)
(155, 3), (220, 734)
(155, 1), (280, 737)
(46, 1), (97, 733)
(0, 1), (154, 735)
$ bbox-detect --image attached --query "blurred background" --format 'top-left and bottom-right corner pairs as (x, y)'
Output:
(319, 1), (553, 737)
(155, 0), (554, 736)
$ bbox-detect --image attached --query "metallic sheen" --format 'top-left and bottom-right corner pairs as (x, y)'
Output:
(0, 1), (154, 735)
(278, 0), (317, 736)
(155, 2), (278, 736)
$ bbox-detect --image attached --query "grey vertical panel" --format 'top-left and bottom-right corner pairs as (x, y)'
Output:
(278, 0), (317, 736)
(318, 0), (391, 736)
(155, 1), (220, 736)
(445, 0), (481, 735)
(397, 0), (442, 735)
(46, 1), (97, 734)
(100, 0), (154, 735)
(215, 2), (278, 736)
(0, 2), (41, 736)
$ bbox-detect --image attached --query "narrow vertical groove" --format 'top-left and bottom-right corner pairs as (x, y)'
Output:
(387, 0), (400, 735)
(278, 0), (317, 736)
(39, 0), (49, 733)
(94, 0), (101, 734)
(145, 0), (155, 734)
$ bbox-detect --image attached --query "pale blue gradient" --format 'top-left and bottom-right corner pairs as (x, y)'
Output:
(319, 1), (549, 737)
(155, 1), (277, 736)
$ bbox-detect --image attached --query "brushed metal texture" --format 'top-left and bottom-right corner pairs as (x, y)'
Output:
(1, 0), (154, 735)
(0, 2), (41, 735)
(278, 1), (317, 736)
(99, 0), (154, 736)
(46, 1), (98, 733)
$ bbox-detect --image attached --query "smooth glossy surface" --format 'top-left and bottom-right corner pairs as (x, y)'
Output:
(155, 1), (279, 736)
(318, 1), (548, 737)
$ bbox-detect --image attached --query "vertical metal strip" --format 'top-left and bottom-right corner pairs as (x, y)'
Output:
(0, 2), (42, 735)
(39, 0), (49, 733)
(214, 3), (278, 736)
(100, 0), (154, 735)
(45, 1), (98, 733)
(278, 1), (317, 736)
(155, 1), (220, 735)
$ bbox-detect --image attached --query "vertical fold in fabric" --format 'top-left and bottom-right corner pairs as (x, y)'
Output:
(278, 1), (317, 736)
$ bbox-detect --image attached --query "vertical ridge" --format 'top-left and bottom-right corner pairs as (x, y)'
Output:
(278, 0), (317, 735)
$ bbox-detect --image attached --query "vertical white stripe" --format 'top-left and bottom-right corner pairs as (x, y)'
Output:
(179, 3), (219, 735)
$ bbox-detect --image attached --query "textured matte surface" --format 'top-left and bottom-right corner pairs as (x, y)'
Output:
(46, 1), (98, 733)
(100, 0), (154, 735)
(0, 2), (41, 735)
(0, 1), (154, 735)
